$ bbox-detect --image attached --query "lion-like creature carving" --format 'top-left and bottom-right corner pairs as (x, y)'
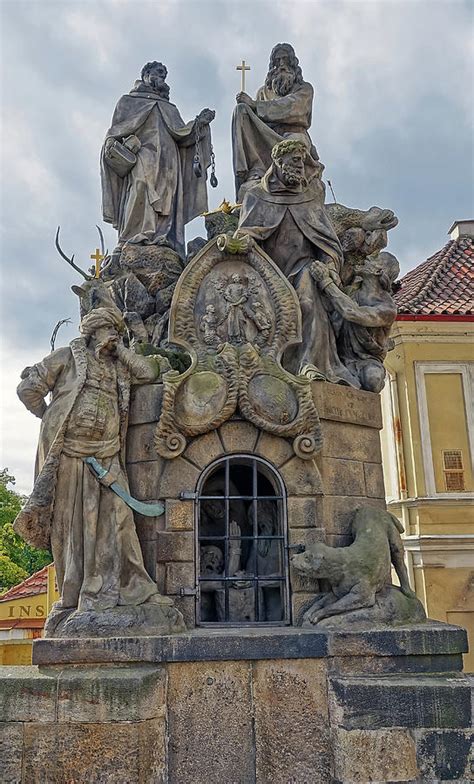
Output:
(291, 506), (426, 628)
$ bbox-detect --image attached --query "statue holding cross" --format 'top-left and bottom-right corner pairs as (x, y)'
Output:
(232, 43), (320, 200)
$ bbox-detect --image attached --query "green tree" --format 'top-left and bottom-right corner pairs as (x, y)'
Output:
(0, 469), (51, 592)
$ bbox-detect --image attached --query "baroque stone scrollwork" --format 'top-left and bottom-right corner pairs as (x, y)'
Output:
(154, 236), (322, 459)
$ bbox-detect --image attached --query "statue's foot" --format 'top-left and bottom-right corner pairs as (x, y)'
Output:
(300, 363), (327, 381)
(145, 592), (175, 606)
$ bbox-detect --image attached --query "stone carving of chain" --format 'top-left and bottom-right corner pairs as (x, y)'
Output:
(193, 117), (218, 187)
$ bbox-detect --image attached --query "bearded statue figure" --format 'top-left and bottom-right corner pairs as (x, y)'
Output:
(13, 306), (184, 637)
(232, 43), (321, 200)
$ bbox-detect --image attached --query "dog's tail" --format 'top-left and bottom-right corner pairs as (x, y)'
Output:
(388, 511), (404, 534)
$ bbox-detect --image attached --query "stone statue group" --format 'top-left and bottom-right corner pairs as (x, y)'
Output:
(13, 44), (418, 637)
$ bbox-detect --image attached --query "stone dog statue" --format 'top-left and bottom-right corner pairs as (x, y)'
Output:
(291, 506), (426, 628)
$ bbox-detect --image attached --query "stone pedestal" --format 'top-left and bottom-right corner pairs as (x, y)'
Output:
(126, 380), (387, 626)
(1, 624), (472, 783)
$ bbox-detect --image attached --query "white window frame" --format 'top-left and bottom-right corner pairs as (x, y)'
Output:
(415, 361), (474, 498)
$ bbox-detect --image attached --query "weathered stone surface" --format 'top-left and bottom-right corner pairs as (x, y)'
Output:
(165, 499), (194, 531)
(329, 673), (472, 729)
(0, 666), (57, 722)
(292, 592), (317, 625)
(184, 430), (224, 468)
(129, 382), (163, 425)
(363, 460), (386, 498)
(321, 457), (366, 496)
(127, 460), (164, 501)
(158, 457), (200, 499)
(253, 659), (331, 784)
(0, 723), (23, 784)
(22, 717), (166, 784)
(167, 661), (255, 784)
(219, 420), (259, 453)
(157, 531), (194, 562)
(165, 562), (194, 595)
(287, 496), (322, 528)
(414, 728), (474, 781)
(56, 665), (166, 723)
(126, 422), (159, 463)
(320, 420), (382, 463)
(325, 623), (468, 658)
(312, 381), (382, 428)
(45, 602), (185, 639)
(255, 432), (294, 467)
(322, 495), (385, 537)
(173, 595), (196, 628)
(333, 727), (418, 783)
(289, 526), (325, 549)
(280, 456), (323, 495)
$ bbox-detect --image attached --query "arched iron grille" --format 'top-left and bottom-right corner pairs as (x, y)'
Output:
(196, 455), (290, 626)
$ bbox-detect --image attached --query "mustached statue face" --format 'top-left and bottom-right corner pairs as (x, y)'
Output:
(277, 151), (306, 186)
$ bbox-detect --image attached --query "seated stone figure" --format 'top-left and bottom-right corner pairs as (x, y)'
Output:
(236, 138), (355, 384)
(291, 506), (426, 629)
(311, 252), (399, 392)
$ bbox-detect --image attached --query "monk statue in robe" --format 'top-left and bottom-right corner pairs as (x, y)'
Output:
(236, 139), (357, 385)
(101, 61), (215, 259)
(232, 43), (320, 199)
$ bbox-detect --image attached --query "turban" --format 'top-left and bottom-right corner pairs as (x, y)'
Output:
(80, 306), (124, 337)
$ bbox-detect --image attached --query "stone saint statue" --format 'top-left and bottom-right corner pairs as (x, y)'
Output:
(237, 139), (355, 384)
(232, 43), (320, 199)
(311, 252), (399, 392)
(14, 306), (184, 637)
(101, 61), (215, 259)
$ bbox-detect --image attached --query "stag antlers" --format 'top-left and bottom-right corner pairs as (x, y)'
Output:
(55, 226), (111, 279)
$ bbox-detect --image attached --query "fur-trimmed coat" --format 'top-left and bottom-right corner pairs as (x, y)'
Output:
(14, 338), (142, 550)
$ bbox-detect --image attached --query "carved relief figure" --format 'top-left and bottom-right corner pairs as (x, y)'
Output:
(101, 61), (215, 258)
(237, 139), (355, 384)
(220, 273), (250, 342)
(311, 252), (400, 392)
(232, 43), (320, 198)
(200, 304), (219, 346)
(292, 506), (425, 628)
(14, 306), (182, 636)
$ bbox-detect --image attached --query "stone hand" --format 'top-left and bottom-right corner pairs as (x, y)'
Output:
(310, 260), (331, 286)
(197, 108), (215, 125)
(236, 92), (256, 109)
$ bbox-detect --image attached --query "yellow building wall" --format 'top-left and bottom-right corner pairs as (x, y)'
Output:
(382, 320), (474, 670)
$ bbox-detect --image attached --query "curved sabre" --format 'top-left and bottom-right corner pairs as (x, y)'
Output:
(84, 456), (164, 517)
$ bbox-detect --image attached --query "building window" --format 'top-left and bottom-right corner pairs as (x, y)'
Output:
(196, 455), (290, 626)
(442, 450), (465, 492)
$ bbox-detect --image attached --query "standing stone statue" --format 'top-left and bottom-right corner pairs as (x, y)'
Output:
(101, 61), (215, 259)
(236, 139), (355, 384)
(14, 306), (184, 637)
(232, 43), (320, 199)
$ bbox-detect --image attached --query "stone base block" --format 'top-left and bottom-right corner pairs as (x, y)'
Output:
(1, 624), (471, 783)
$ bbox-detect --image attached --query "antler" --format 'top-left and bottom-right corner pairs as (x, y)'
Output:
(55, 227), (91, 280)
(95, 224), (114, 276)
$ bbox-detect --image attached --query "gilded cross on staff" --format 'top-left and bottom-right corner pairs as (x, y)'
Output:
(90, 247), (105, 278)
(236, 59), (251, 92)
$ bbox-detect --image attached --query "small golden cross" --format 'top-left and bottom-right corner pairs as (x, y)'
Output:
(236, 59), (251, 93)
(90, 248), (104, 279)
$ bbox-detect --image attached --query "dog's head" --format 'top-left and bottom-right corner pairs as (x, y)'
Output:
(291, 547), (325, 577)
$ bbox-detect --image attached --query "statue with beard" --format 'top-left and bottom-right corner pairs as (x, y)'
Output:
(236, 139), (356, 384)
(101, 61), (215, 259)
(232, 43), (320, 199)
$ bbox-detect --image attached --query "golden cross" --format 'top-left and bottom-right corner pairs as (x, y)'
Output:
(236, 59), (251, 92)
(90, 248), (104, 279)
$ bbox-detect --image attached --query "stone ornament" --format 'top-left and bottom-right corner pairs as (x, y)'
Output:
(154, 236), (322, 459)
(291, 506), (426, 628)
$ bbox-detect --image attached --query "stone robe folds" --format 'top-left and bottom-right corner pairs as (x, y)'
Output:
(232, 81), (320, 195)
(237, 168), (356, 384)
(14, 339), (159, 612)
(101, 84), (212, 258)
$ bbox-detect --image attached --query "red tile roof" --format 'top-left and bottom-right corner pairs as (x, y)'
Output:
(0, 565), (50, 602)
(395, 235), (474, 316)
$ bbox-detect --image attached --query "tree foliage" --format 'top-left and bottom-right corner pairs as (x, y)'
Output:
(0, 469), (51, 592)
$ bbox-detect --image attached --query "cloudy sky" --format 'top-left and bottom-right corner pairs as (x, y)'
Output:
(1, 0), (473, 493)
